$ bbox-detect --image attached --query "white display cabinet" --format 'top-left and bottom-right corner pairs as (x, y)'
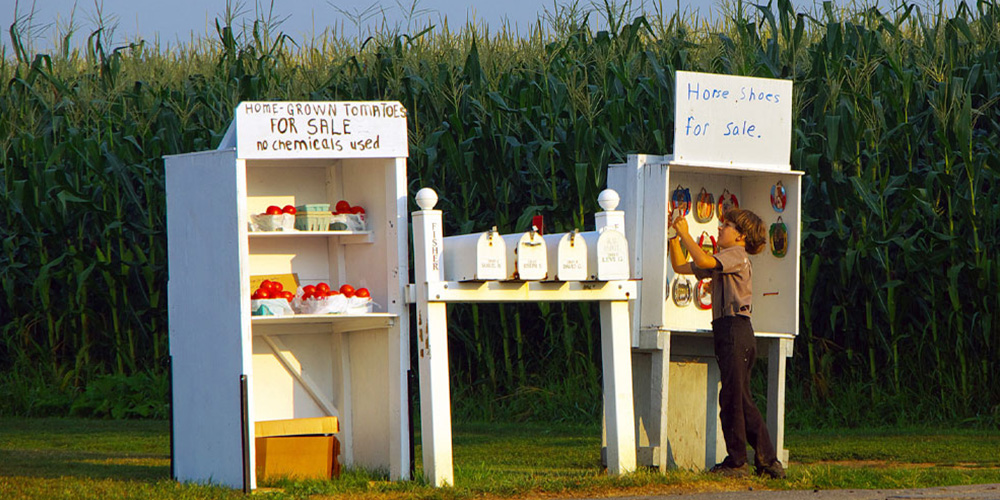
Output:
(609, 154), (800, 471)
(166, 101), (410, 490)
(608, 71), (800, 472)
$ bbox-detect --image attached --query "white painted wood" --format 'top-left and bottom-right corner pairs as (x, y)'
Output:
(673, 72), (793, 170)
(442, 231), (506, 281)
(387, 157), (412, 480)
(600, 300), (637, 475)
(348, 325), (392, 469)
(412, 189), (636, 486)
(260, 335), (339, 418)
(542, 232), (588, 282)
(166, 149), (253, 489)
(648, 331), (671, 473)
(609, 152), (801, 474)
(767, 337), (792, 465)
(251, 313), (396, 333)
(424, 280), (635, 303)
(252, 338), (327, 421)
(638, 162), (671, 334)
(419, 301), (453, 486)
(235, 101), (408, 160)
(167, 103), (411, 489)
(332, 332), (354, 466)
(412, 202), (455, 487)
(501, 231), (547, 280)
(742, 172), (802, 337)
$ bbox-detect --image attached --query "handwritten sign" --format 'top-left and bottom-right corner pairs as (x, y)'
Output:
(235, 101), (408, 159)
(673, 71), (792, 170)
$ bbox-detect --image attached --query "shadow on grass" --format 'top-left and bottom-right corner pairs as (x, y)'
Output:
(0, 449), (169, 481)
(0, 418), (170, 482)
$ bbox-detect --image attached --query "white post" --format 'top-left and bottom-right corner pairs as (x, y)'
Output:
(412, 188), (455, 487)
(595, 189), (626, 233)
(600, 299), (637, 475)
(767, 337), (792, 465)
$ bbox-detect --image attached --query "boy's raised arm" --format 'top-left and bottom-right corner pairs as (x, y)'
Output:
(670, 216), (718, 273)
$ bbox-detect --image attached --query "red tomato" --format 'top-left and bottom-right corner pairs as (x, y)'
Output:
(301, 291), (313, 300)
(327, 290), (341, 297)
(316, 282), (330, 294)
(282, 205), (297, 215)
(350, 206), (365, 214)
(270, 281), (284, 293)
(257, 289), (271, 299)
(265, 205), (283, 215)
(335, 200), (352, 214)
(302, 285), (316, 296)
(339, 284), (354, 296)
(355, 288), (370, 298)
(251, 290), (261, 300)
(282, 291), (294, 302)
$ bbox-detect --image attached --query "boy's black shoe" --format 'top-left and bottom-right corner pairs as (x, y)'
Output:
(709, 462), (750, 477)
(755, 460), (786, 479)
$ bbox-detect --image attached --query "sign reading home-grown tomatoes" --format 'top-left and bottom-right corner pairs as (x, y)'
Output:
(234, 101), (409, 160)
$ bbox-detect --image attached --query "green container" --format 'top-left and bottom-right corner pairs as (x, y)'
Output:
(296, 203), (331, 213)
(295, 212), (333, 231)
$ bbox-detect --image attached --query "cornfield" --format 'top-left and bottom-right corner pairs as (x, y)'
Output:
(1, 0), (998, 426)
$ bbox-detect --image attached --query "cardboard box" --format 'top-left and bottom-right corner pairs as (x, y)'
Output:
(255, 416), (339, 437)
(255, 417), (341, 480)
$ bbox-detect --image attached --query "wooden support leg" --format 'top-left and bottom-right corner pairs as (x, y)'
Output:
(766, 337), (792, 465)
(646, 331), (670, 473)
(600, 300), (636, 475)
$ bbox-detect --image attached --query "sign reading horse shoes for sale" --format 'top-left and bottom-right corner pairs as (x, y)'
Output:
(673, 71), (793, 170)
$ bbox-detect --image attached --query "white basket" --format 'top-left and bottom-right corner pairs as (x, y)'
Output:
(292, 294), (373, 314)
(250, 213), (295, 232)
(251, 298), (295, 316)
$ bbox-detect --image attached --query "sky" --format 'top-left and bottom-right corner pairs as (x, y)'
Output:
(3, 0), (963, 52)
(4, 0), (745, 51)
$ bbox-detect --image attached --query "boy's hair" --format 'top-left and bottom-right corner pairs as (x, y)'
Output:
(725, 209), (766, 255)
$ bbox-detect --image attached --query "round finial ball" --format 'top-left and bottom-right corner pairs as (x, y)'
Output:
(415, 188), (438, 210)
(597, 189), (620, 211)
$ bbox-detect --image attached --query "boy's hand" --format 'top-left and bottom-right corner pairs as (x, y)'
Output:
(672, 215), (689, 236)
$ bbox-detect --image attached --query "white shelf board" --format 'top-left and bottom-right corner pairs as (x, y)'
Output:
(251, 312), (397, 335)
(248, 230), (374, 244)
(421, 279), (637, 303)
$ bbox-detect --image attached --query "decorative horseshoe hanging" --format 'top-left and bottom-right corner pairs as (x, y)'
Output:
(672, 276), (693, 307)
(671, 185), (692, 217)
(693, 187), (715, 223)
(717, 189), (739, 223)
(696, 278), (713, 310)
(698, 231), (717, 255)
(770, 180), (786, 213)
(770, 216), (788, 258)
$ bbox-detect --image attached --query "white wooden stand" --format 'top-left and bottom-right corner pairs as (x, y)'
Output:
(410, 188), (637, 487)
(608, 154), (801, 471)
(166, 101), (411, 489)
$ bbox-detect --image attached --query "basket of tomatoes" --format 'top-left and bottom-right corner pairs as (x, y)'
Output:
(293, 282), (373, 314)
(250, 279), (296, 316)
(329, 200), (366, 231)
(251, 205), (297, 232)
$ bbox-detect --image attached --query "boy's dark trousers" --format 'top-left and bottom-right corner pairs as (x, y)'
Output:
(712, 315), (778, 468)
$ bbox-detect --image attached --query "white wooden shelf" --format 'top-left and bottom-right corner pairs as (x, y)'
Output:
(251, 313), (397, 335)
(248, 230), (374, 244)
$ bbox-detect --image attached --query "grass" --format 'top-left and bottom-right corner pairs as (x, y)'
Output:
(1, 418), (999, 499)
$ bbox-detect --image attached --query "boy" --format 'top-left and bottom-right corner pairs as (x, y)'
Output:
(669, 208), (786, 479)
